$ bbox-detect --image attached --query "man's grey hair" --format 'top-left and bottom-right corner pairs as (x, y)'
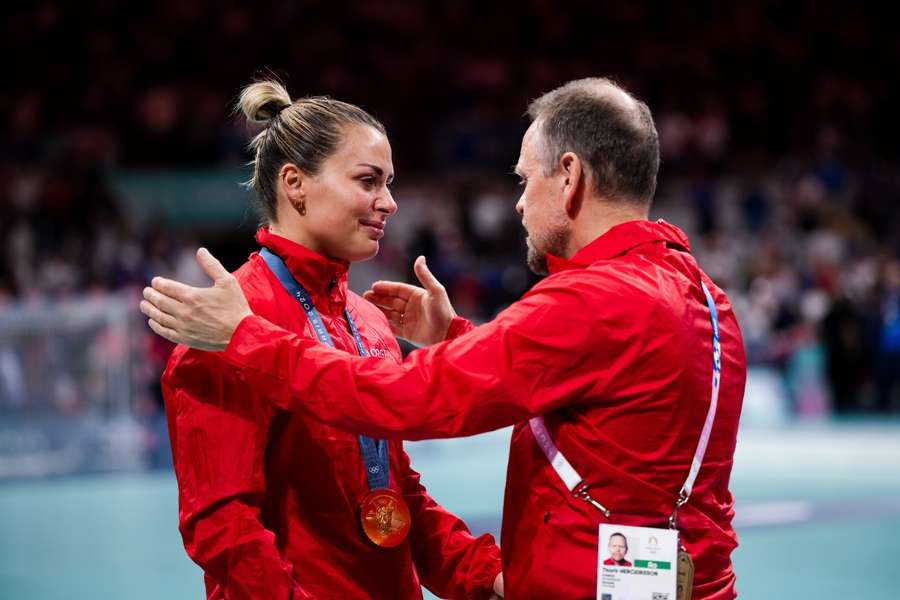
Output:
(527, 77), (660, 206)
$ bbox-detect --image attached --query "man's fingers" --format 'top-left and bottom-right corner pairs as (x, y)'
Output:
(413, 256), (444, 293)
(362, 295), (403, 324)
(151, 277), (198, 304)
(143, 286), (183, 317)
(140, 300), (181, 331)
(362, 290), (394, 311)
(369, 280), (417, 299)
(196, 247), (231, 284)
(381, 308), (403, 324)
(363, 292), (407, 314)
(384, 310), (404, 334)
(148, 318), (182, 345)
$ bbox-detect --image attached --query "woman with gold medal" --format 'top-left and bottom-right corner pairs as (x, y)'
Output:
(157, 79), (503, 599)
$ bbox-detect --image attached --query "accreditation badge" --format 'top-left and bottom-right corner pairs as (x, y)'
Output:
(359, 488), (411, 548)
(597, 524), (678, 600)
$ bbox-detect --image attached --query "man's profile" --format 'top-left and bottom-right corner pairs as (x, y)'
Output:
(603, 532), (632, 567)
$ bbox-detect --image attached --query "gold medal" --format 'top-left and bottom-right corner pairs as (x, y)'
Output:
(676, 550), (695, 600)
(359, 488), (411, 548)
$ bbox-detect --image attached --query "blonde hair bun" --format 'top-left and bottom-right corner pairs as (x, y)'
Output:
(239, 80), (292, 123)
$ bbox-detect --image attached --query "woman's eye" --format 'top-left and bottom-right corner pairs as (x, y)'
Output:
(360, 177), (376, 188)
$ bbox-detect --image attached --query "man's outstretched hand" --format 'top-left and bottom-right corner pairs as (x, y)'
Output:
(140, 248), (252, 352)
(142, 250), (456, 351)
(363, 256), (457, 347)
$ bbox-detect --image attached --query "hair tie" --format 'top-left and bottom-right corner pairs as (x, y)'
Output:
(261, 100), (287, 122)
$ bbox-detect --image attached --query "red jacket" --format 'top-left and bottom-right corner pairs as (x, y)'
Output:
(219, 220), (746, 600)
(162, 228), (501, 600)
(602, 558), (632, 567)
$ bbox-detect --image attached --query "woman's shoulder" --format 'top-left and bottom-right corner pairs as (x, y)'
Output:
(232, 252), (270, 288)
(233, 253), (286, 310)
(162, 342), (226, 394)
(163, 254), (277, 380)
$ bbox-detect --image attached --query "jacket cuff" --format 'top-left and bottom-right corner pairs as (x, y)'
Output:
(445, 316), (475, 341)
(469, 549), (503, 600)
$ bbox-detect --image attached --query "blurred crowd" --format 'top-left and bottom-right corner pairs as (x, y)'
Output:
(1, 0), (898, 443)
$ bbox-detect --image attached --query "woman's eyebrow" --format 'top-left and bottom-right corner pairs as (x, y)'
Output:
(356, 163), (384, 176)
(356, 163), (393, 181)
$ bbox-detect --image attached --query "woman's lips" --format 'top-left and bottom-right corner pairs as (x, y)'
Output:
(360, 220), (385, 240)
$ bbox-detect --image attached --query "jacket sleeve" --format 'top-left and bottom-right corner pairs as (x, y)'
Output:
(163, 349), (313, 600)
(395, 442), (501, 599)
(220, 275), (618, 440)
(444, 316), (476, 340)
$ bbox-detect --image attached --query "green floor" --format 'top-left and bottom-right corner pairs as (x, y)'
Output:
(1, 421), (898, 599)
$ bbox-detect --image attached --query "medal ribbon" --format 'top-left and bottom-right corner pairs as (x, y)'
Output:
(529, 281), (722, 517)
(260, 248), (390, 491)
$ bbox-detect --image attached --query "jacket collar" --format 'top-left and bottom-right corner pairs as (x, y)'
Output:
(256, 227), (349, 315)
(546, 219), (691, 274)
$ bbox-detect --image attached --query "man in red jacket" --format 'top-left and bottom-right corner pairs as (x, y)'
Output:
(143, 77), (746, 599)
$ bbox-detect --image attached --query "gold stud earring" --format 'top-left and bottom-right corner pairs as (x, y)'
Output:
(294, 201), (306, 216)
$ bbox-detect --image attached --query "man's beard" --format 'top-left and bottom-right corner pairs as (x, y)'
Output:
(525, 224), (570, 276)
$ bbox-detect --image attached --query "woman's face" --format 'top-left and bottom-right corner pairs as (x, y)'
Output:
(293, 124), (397, 263)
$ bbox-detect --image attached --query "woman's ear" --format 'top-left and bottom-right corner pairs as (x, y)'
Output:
(280, 163), (307, 216)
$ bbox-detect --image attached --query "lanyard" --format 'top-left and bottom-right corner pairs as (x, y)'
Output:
(529, 281), (722, 525)
(260, 248), (390, 491)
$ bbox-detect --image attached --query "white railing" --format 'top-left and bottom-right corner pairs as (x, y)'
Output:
(0, 292), (155, 479)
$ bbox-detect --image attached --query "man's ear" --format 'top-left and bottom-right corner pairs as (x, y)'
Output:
(560, 152), (584, 219)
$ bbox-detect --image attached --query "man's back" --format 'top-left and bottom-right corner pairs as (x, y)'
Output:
(492, 220), (745, 599)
